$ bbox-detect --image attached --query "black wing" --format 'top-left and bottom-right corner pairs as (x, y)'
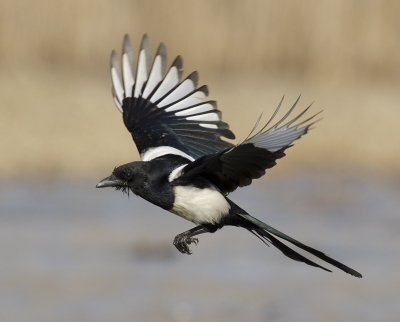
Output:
(110, 34), (235, 161)
(177, 97), (321, 194)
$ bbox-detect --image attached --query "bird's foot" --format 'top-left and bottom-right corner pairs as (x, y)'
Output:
(173, 234), (199, 255)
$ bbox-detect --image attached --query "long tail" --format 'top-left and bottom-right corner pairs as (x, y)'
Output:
(236, 213), (362, 278)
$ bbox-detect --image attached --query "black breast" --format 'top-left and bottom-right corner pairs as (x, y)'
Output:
(131, 155), (189, 210)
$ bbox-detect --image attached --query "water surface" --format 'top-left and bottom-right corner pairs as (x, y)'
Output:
(0, 173), (399, 321)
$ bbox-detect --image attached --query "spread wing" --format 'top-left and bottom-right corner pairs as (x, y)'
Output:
(110, 34), (235, 161)
(177, 97), (322, 195)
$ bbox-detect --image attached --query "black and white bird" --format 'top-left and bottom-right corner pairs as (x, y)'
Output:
(97, 34), (362, 278)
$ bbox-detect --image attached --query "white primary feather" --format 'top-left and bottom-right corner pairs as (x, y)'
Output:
(186, 112), (220, 122)
(151, 65), (180, 102)
(199, 124), (218, 129)
(142, 55), (163, 98)
(112, 94), (123, 113)
(135, 49), (149, 98)
(164, 90), (206, 112)
(110, 50), (124, 104)
(142, 43), (167, 99)
(122, 35), (135, 96)
(175, 102), (215, 116)
(158, 77), (196, 107)
(122, 54), (135, 96)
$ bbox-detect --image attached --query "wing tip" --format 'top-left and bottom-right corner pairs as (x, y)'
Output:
(198, 85), (209, 97)
(141, 33), (150, 45)
(110, 50), (118, 68)
(140, 33), (152, 72)
(173, 55), (183, 72)
(123, 34), (132, 51)
(155, 42), (167, 76)
(187, 71), (199, 88)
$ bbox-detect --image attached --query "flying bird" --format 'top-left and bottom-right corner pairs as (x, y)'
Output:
(97, 34), (362, 278)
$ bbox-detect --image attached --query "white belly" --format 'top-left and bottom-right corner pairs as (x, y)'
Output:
(170, 186), (231, 225)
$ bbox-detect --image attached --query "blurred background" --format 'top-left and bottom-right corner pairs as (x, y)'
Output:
(1, 1), (399, 321)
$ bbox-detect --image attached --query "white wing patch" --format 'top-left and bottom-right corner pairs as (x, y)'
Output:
(141, 146), (195, 162)
(168, 164), (187, 182)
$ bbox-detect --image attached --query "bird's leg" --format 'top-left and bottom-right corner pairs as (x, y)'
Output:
(173, 225), (209, 255)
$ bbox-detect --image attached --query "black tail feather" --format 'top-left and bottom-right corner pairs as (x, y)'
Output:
(238, 213), (362, 278)
(250, 228), (332, 272)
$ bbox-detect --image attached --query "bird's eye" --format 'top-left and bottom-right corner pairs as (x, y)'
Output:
(124, 169), (133, 180)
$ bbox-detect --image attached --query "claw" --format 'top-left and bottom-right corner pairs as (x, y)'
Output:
(173, 235), (199, 255)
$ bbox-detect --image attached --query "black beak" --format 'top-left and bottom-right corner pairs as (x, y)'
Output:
(96, 174), (124, 188)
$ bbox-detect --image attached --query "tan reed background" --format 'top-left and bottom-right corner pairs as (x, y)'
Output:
(0, 0), (399, 179)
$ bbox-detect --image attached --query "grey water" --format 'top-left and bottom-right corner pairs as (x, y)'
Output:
(0, 172), (399, 322)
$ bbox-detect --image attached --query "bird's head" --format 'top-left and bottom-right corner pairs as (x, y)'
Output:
(96, 162), (139, 195)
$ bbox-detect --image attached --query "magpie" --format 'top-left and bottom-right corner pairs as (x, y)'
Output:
(96, 34), (362, 278)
